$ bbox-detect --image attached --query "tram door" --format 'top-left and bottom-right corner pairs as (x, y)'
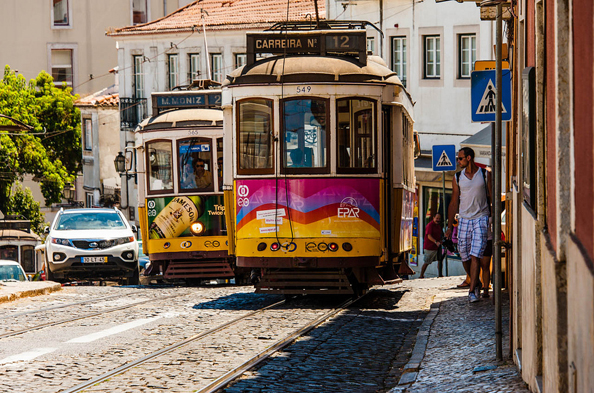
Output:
(382, 106), (393, 260)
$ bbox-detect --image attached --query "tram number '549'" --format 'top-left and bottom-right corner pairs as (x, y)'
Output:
(296, 86), (311, 93)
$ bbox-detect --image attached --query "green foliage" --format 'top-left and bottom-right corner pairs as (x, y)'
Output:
(0, 65), (80, 217)
(6, 183), (49, 237)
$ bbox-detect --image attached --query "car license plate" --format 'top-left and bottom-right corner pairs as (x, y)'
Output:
(82, 256), (107, 263)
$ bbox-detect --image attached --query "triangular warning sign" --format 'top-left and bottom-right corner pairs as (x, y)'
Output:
(476, 79), (507, 115)
(436, 150), (453, 167)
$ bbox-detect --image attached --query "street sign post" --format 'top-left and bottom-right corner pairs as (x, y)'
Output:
(432, 144), (456, 277)
(471, 69), (512, 122)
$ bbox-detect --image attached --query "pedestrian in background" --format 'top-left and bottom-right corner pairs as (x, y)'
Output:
(420, 213), (443, 278)
(445, 147), (492, 303)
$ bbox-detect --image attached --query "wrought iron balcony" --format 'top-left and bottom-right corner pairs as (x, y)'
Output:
(120, 97), (148, 130)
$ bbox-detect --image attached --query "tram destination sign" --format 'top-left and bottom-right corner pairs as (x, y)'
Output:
(246, 31), (367, 65)
(152, 91), (222, 114)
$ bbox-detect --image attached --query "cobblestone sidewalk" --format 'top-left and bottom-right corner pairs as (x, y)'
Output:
(395, 277), (530, 393)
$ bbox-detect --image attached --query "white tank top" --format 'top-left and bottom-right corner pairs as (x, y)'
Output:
(458, 167), (490, 220)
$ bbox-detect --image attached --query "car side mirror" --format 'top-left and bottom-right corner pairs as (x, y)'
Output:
(44, 226), (50, 234)
(131, 224), (138, 233)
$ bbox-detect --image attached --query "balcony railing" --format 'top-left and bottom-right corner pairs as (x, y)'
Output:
(120, 97), (148, 130)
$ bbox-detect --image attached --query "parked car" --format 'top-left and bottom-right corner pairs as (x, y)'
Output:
(44, 208), (139, 285)
(0, 260), (28, 282)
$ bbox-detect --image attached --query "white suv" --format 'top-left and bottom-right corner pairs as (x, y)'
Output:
(45, 208), (139, 284)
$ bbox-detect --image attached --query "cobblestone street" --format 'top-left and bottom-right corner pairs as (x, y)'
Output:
(0, 277), (531, 392)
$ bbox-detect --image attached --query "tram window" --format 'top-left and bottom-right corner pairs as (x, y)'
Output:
(146, 141), (173, 193)
(282, 98), (328, 172)
(178, 138), (213, 192)
(336, 98), (377, 173)
(237, 99), (274, 174)
(21, 246), (34, 273)
(0, 245), (18, 262)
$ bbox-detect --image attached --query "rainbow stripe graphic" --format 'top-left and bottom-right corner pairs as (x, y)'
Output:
(236, 179), (380, 238)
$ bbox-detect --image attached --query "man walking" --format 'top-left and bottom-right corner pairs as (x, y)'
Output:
(445, 147), (492, 302)
(420, 213), (443, 278)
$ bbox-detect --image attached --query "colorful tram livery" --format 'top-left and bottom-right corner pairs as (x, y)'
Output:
(136, 88), (246, 283)
(222, 26), (416, 295)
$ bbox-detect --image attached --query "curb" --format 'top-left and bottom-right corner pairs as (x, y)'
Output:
(391, 295), (443, 392)
(0, 282), (62, 304)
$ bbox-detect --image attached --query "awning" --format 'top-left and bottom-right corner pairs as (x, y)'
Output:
(460, 123), (506, 166)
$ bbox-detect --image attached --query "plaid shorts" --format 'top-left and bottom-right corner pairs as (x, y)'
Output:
(457, 216), (489, 261)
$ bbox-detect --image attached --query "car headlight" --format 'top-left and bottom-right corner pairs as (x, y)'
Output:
(51, 238), (73, 247)
(100, 237), (135, 248)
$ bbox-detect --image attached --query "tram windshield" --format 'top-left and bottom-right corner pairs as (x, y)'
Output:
(238, 99), (273, 173)
(178, 138), (213, 192)
(337, 98), (377, 172)
(282, 98), (328, 170)
(147, 141), (173, 193)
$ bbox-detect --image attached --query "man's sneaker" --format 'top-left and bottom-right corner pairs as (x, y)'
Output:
(469, 292), (480, 303)
(474, 286), (480, 299)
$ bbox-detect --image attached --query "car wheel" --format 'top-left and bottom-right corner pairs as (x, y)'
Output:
(46, 263), (57, 282)
(128, 268), (140, 286)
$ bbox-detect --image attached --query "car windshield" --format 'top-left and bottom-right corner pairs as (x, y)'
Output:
(55, 212), (127, 231)
(0, 265), (26, 281)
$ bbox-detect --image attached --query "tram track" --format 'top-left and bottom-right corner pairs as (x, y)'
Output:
(0, 292), (191, 339)
(0, 293), (136, 320)
(62, 293), (365, 393)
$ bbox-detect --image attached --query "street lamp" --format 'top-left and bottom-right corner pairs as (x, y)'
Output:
(62, 183), (75, 201)
(114, 152), (126, 174)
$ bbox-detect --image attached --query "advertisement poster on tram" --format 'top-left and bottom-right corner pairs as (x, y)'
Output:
(145, 195), (226, 239)
(235, 178), (380, 239)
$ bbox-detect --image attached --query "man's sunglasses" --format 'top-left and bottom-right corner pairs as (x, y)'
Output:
(195, 164), (205, 168)
(457, 156), (466, 161)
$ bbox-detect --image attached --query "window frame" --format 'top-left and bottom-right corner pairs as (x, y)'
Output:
(83, 118), (93, 151)
(335, 97), (378, 175)
(366, 37), (375, 55)
(146, 139), (174, 196)
(177, 137), (214, 193)
(458, 33), (476, 79)
(133, 55), (145, 98)
(391, 36), (407, 87)
(51, 0), (71, 29)
(50, 48), (74, 88)
(211, 53), (223, 83)
(188, 53), (201, 83)
(234, 53), (247, 69)
(280, 96), (330, 175)
(424, 35), (441, 79)
(131, 0), (148, 25)
(168, 54), (179, 91)
(86, 192), (94, 208)
(236, 98), (275, 176)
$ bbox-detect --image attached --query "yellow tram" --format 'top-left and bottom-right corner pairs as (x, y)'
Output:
(222, 24), (416, 294)
(135, 87), (246, 284)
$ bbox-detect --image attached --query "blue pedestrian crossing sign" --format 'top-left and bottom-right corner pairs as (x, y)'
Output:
(432, 145), (457, 171)
(471, 69), (512, 122)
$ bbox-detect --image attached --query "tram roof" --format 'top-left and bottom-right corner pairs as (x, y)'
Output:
(223, 55), (405, 87)
(137, 108), (223, 131)
(0, 229), (40, 242)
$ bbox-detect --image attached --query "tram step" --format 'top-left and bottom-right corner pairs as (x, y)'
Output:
(165, 261), (234, 279)
(256, 269), (354, 295)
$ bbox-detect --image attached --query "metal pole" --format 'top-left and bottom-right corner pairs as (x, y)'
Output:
(494, 3), (503, 361)
(442, 171), (448, 276)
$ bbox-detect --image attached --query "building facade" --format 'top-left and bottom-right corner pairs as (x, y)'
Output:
(509, 1), (593, 392)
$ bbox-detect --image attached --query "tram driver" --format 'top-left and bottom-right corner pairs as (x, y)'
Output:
(193, 158), (212, 189)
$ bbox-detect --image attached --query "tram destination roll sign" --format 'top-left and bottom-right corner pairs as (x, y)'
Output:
(246, 31), (367, 65)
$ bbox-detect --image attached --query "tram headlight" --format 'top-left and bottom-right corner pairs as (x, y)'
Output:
(342, 242), (353, 252)
(270, 242), (280, 251)
(257, 242), (267, 251)
(329, 243), (339, 252)
(189, 221), (205, 236)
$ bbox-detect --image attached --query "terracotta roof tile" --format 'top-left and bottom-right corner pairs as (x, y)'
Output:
(75, 93), (119, 108)
(108, 0), (325, 36)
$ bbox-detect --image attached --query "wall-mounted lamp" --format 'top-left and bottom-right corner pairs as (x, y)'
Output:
(62, 182), (75, 201)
